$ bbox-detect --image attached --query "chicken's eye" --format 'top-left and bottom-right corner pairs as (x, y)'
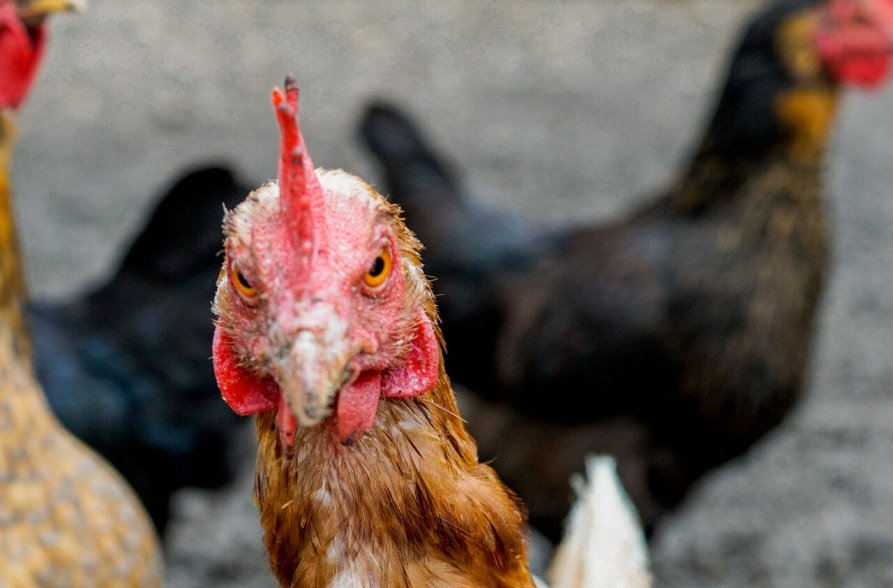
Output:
(363, 248), (392, 289)
(230, 262), (258, 300)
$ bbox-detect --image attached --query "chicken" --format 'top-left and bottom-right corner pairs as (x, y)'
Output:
(0, 1), (162, 584)
(211, 78), (541, 587)
(214, 77), (656, 588)
(29, 166), (249, 535)
(360, 0), (893, 539)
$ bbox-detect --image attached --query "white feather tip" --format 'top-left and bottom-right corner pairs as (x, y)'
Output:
(545, 456), (652, 588)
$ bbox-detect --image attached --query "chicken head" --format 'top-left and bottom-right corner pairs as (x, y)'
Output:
(813, 0), (893, 87)
(213, 79), (439, 449)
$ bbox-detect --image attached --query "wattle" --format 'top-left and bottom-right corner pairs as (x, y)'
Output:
(334, 371), (382, 445)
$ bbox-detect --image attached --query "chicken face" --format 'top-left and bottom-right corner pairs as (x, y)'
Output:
(213, 80), (439, 449)
(0, 0), (83, 110)
(814, 0), (893, 87)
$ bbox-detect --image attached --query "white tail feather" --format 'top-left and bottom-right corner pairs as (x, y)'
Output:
(545, 456), (652, 588)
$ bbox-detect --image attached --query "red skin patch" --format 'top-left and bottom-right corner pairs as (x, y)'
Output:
(380, 311), (440, 400)
(335, 371), (382, 446)
(0, 3), (47, 109)
(818, 0), (893, 88)
(278, 393), (298, 450)
(213, 310), (440, 449)
(212, 327), (279, 416)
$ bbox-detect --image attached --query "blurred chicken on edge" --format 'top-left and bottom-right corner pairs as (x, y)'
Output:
(360, 0), (893, 539)
(30, 166), (250, 535)
(212, 78), (651, 587)
(0, 0), (162, 583)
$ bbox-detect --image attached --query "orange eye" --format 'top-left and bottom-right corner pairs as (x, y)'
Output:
(230, 262), (258, 299)
(363, 248), (392, 289)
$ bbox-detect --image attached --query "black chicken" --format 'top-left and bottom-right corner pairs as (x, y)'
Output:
(30, 166), (250, 535)
(361, 0), (893, 539)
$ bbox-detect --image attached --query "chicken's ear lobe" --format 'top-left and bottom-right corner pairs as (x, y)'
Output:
(213, 326), (280, 415)
(381, 310), (440, 398)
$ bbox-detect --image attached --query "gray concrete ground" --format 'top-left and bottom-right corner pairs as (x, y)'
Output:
(10, 0), (893, 586)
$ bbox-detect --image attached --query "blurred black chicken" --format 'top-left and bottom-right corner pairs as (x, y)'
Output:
(29, 166), (249, 536)
(361, 0), (893, 540)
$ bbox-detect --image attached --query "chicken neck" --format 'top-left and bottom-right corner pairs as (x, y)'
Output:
(0, 112), (163, 588)
(0, 111), (30, 364)
(664, 84), (838, 215)
(253, 361), (535, 587)
(0, 110), (57, 448)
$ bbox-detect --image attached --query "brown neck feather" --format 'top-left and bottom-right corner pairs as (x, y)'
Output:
(253, 359), (535, 587)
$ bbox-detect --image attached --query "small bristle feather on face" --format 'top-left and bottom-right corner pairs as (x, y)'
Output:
(814, 0), (893, 87)
(213, 78), (439, 450)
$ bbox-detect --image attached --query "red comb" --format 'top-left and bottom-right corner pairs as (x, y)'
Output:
(0, 3), (48, 109)
(272, 77), (327, 259)
(827, 0), (893, 22)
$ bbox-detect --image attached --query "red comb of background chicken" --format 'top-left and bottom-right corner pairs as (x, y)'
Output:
(0, 2), (48, 109)
(818, 0), (893, 87)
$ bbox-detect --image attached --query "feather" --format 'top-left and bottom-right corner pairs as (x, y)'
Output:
(547, 456), (651, 588)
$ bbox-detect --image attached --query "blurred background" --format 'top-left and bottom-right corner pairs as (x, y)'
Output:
(12, 0), (893, 586)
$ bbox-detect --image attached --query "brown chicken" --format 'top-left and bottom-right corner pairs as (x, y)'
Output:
(0, 1), (161, 584)
(212, 79), (536, 586)
(361, 0), (893, 539)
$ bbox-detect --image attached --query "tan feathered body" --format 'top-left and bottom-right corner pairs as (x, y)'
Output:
(0, 112), (162, 586)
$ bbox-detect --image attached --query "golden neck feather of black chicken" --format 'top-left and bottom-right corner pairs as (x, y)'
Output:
(764, 12), (841, 165)
(0, 111), (32, 363)
(665, 9), (845, 214)
(667, 91), (838, 215)
(253, 348), (535, 587)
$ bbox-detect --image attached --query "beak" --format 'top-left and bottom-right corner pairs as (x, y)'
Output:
(267, 307), (356, 434)
(15, 0), (85, 20)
